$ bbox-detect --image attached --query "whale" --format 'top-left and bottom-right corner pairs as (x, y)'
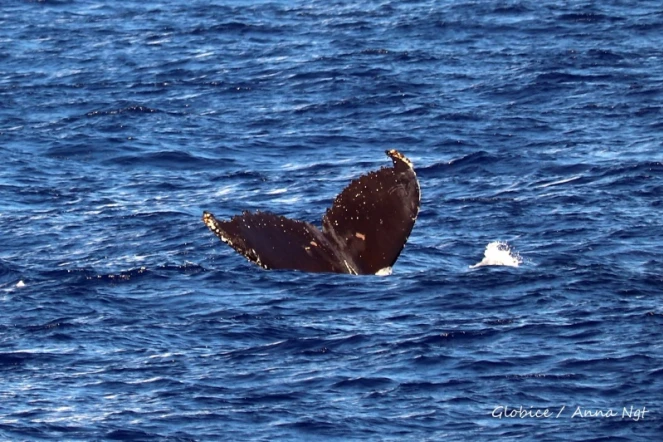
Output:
(202, 149), (420, 275)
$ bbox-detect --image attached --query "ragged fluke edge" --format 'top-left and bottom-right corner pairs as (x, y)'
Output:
(202, 149), (420, 275)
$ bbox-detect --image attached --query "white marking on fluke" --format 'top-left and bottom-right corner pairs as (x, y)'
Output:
(387, 149), (413, 169)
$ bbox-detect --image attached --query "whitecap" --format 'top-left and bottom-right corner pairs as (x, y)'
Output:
(470, 241), (522, 268)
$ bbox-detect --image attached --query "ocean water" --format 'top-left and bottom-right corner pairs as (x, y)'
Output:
(1, 0), (662, 440)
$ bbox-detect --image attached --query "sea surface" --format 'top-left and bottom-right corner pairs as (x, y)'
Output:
(1, 1), (662, 440)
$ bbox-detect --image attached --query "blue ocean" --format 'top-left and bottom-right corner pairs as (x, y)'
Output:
(1, 1), (662, 440)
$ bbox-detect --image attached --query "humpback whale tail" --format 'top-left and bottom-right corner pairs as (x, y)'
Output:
(203, 149), (420, 275)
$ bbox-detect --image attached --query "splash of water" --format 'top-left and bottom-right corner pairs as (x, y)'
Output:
(470, 241), (522, 268)
(375, 267), (392, 276)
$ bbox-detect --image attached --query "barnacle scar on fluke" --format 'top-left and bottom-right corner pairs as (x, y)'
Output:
(202, 149), (420, 275)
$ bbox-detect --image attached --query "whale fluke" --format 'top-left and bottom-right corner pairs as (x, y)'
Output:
(202, 149), (420, 275)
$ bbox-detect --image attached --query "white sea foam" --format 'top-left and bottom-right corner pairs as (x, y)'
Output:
(470, 241), (522, 268)
(375, 267), (392, 276)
